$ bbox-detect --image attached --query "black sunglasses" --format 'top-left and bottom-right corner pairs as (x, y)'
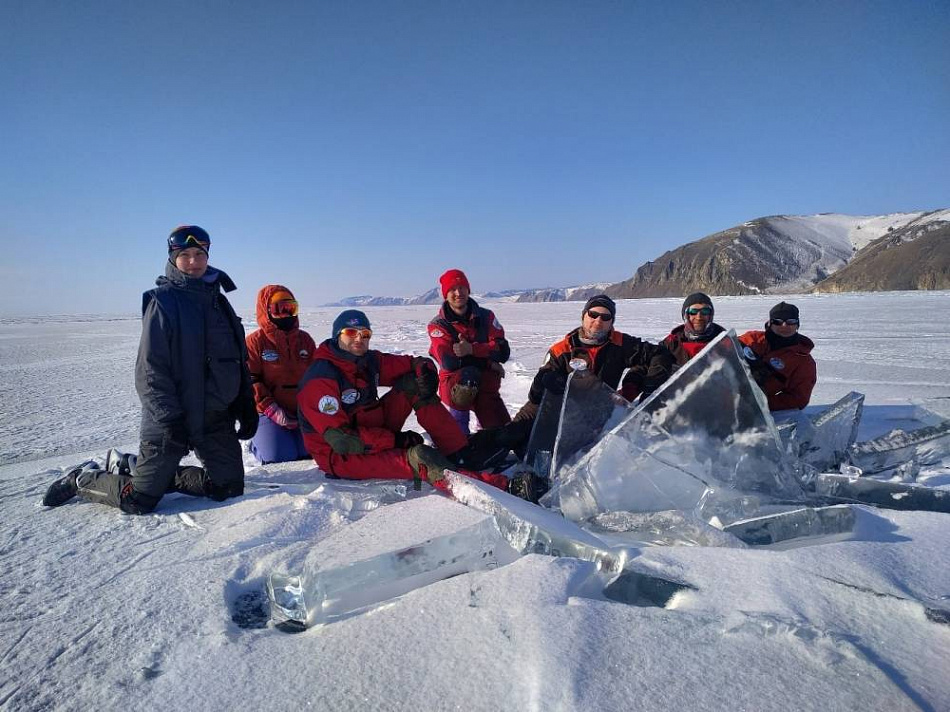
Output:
(686, 307), (712, 316)
(771, 318), (800, 326)
(586, 310), (614, 321)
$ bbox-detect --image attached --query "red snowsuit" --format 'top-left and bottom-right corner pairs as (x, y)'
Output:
(298, 339), (507, 489)
(738, 330), (817, 411)
(427, 299), (511, 428)
(245, 284), (316, 415)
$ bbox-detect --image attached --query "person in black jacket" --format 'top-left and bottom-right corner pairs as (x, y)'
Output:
(43, 226), (258, 513)
(471, 295), (673, 459)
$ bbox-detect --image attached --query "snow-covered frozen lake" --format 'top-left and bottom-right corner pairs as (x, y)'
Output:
(1, 292), (949, 711)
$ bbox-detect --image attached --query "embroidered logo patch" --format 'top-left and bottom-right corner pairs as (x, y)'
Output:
(430, 329), (444, 338)
(742, 346), (758, 361)
(569, 358), (589, 372)
(769, 357), (786, 371)
(262, 350), (279, 362)
(318, 395), (340, 414)
(341, 389), (360, 405)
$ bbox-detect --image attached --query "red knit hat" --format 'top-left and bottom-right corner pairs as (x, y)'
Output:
(439, 269), (470, 299)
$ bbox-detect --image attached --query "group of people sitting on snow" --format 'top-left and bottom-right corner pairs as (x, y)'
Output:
(42, 225), (817, 515)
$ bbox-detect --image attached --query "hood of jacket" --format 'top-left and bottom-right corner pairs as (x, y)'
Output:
(255, 283), (299, 335)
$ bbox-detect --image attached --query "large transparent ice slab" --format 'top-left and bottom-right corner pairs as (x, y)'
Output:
(444, 472), (629, 574)
(267, 517), (519, 629)
(815, 473), (950, 513)
(722, 505), (856, 546)
(848, 420), (950, 477)
(556, 330), (805, 522)
(777, 393), (865, 472)
(550, 368), (631, 482)
(523, 388), (564, 478)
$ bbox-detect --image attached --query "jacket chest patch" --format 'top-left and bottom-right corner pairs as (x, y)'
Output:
(318, 396), (340, 414)
(769, 357), (786, 371)
(341, 388), (360, 405)
(430, 329), (444, 338)
(298, 349), (310, 359)
(262, 350), (280, 362)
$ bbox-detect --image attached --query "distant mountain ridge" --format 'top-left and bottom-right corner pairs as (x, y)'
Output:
(325, 209), (949, 305)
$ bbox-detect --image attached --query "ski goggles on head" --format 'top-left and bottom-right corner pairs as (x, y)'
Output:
(340, 327), (372, 339)
(685, 307), (713, 316)
(168, 226), (211, 251)
(586, 310), (614, 321)
(770, 318), (800, 326)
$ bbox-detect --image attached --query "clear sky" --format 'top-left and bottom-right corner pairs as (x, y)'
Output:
(1, 0), (947, 316)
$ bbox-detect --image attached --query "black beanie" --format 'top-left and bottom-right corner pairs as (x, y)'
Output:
(582, 295), (616, 320)
(682, 292), (713, 319)
(769, 302), (800, 322)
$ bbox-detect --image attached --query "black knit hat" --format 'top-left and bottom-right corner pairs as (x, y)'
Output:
(682, 292), (713, 319)
(769, 301), (800, 322)
(582, 295), (616, 320)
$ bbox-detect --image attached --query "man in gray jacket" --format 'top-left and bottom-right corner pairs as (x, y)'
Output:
(43, 226), (258, 513)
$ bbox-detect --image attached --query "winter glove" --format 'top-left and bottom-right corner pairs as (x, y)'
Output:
(512, 401), (539, 423)
(412, 357), (439, 400)
(489, 361), (506, 378)
(323, 427), (369, 455)
(394, 430), (425, 449)
(232, 393), (259, 440)
(452, 337), (474, 357)
(264, 403), (298, 430)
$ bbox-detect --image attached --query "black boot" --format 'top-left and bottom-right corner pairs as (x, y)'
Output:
(42, 466), (83, 507)
(449, 431), (511, 472)
(506, 472), (550, 504)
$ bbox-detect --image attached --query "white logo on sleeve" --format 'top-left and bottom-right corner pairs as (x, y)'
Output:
(318, 396), (340, 415)
(341, 389), (360, 405)
(430, 329), (444, 338)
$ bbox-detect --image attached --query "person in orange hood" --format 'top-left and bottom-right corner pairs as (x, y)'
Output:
(246, 285), (317, 463)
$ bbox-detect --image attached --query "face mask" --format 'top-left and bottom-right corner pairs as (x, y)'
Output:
(271, 316), (296, 331)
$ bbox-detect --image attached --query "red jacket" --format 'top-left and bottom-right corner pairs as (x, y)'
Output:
(427, 299), (509, 404)
(245, 284), (317, 415)
(298, 340), (415, 463)
(662, 323), (727, 367)
(738, 330), (817, 411)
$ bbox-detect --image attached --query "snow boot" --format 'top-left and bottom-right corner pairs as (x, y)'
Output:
(42, 460), (99, 507)
(105, 449), (136, 476)
(407, 444), (454, 485)
(448, 433), (511, 472)
(506, 472), (549, 504)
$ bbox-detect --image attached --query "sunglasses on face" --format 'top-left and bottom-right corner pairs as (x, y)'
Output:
(586, 310), (614, 322)
(270, 299), (298, 318)
(340, 327), (372, 339)
(771, 318), (800, 327)
(686, 307), (713, 316)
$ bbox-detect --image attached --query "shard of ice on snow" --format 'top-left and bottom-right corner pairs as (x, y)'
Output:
(776, 392), (865, 473)
(555, 330), (805, 522)
(268, 517), (520, 628)
(722, 505), (856, 546)
(848, 419), (950, 476)
(549, 367), (631, 483)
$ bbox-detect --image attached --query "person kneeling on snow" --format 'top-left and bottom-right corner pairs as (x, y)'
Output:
(739, 301), (817, 412)
(42, 225), (258, 513)
(298, 310), (543, 501)
(245, 284), (316, 464)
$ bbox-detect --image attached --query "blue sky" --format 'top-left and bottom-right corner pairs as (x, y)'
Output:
(1, 0), (947, 315)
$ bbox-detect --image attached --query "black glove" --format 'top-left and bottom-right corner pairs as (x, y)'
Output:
(541, 370), (567, 396)
(394, 430), (425, 449)
(232, 393), (259, 440)
(324, 427), (369, 455)
(413, 357), (439, 400)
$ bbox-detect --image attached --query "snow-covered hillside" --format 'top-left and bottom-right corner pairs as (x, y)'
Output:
(2, 294), (950, 711)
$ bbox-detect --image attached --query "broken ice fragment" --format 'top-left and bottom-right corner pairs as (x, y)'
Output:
(556, 331), (804, 522)
(849, 420), (950, 476)
(267, 518), (517, 629)
(815, 474), (950, 513)
(723, 505), (856, 546)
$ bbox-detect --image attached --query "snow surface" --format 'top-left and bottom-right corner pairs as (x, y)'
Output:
(2, 293), (950, 711)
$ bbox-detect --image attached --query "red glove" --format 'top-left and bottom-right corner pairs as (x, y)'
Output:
(264, 403), (298, 430)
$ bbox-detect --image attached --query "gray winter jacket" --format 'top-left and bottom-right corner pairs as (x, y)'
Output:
(135, 261), (252, 444)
